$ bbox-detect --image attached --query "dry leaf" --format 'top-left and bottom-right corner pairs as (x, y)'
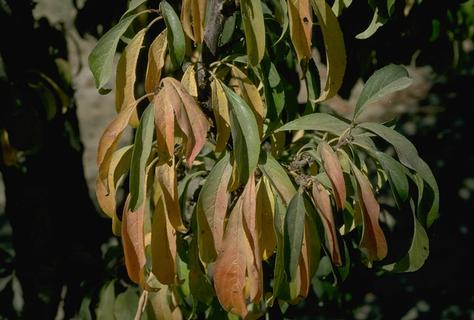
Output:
(211, 79), (231, 152)
(145, 29), (168, 95)
(288, 0), (313, 62)
(181, 0), (207, 43)
(320, 141), (346, 210)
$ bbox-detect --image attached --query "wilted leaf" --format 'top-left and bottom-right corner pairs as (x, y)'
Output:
(181, 64), (198, 97)
(211, 79), (231, 152)
(276, 113), (349, 136)
(181, 0), (207, 43)
(312, 182), (342, 266)
(145, 29), (168, 95)
(147, 286), (182, 320)
(197, 153), (232, 262)
(154, 89), (175, 161)
(241, 0), (265, 65)
(258, 153), (296, 205)
(319, 141), (346, 210)
(130, 104), (155, 211)
(350, 162), (388, 262)
(222, 82), (260, 185)
(310, 0), (346, 102)
(122, 196), (146, 284)
(160, 1), (185, 69)
(89, 12), (142, 92)
(256, 177), (277, 260)
(288, 0), (312, 63)
(354, 65), (413, 120)
(284, 191), (306, 280)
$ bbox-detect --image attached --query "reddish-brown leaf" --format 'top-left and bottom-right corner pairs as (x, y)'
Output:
(312, 182), (342, 266)
(154, 89), (175, 161)
(320, 141), (346, 210)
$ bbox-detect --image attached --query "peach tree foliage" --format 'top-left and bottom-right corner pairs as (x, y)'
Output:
(88, 0), (439, 318)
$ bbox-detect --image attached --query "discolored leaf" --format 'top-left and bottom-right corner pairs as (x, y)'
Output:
(147, 284), (183, 320)
(256, 177), (277, 260)
(181, 64), (198, 97)
(241, 0), (266, 65)
(319, 141), (346, 210)
(310, 0), (346, 102)
(154, 89), (175, 161)
(89, 12), (142, 92)
(114, 287), (140, 320)
(145, 29), (168, 95)
(350, 162), (388, 262)
(284, 191), (306, 280)
(356, 8), (385, 40)
(354, 65), (413, 120)
(122, 195), (147, 284)
(312, 182), (342, 266)
(288, 0), (312, 63)
(196, 153), (232, 262)
(130, 104), (155, 211)
(222, 82), (260, 185)
(276, 113), (350, 136)
(96, 281), (116, 320)
(123, 0), (147, 17)
(211, 79), (231, 152)
(160, 1), (185, 69)
(258, 153), (296, 205)
(181, 0), (207, 43)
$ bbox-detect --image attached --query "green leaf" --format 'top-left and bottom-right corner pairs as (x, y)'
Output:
(123, 0), (147, 17)
(374, 151), (409, 202)
(258, 153), (296, 205)
(222, 83), (260, 185)
(160, 0), (185, 69)
(272, 0), (289, 46)
(284, 191), (306, 280)
(88, 13), (141, 93)
(241, 0), (266, 65)
(129, 104), (155, 211)
(219, 12), (237, 47)
(114, 287), (140, 320)
(359, 122), (439, 227)
(276, 113), (350, 136)
(261, 58), (286, 120)
(96, 281), (116, 320)
(354, 65), (413, 120)
(355, 8), (386, 39)
(79, 296), (93, 320)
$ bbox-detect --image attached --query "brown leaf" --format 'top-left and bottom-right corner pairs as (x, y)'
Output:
(312, 182), (342, 266)
(351, 163), (388, 261)
(288, 0), (313, 63)
(154, 89), (175, 161)
(320, 141), (346, 210)
(181, 0), (207, 43)
(122, 195), (146, 285)
(116, 29), (146, 127)
(211, 79), (231, 152)
(145, 29), (168, 95)
(256, 177), (276, 260)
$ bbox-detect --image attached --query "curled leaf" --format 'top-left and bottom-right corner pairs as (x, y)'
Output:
(288, 0), (313, 63)
(241, 0), (265, 65)
(181, 0), (207, 43)
(319, 141), (346, 210)
(145, 29), (168, 95)
(211, 79), (231, 152)
(256, 177), (277, 260)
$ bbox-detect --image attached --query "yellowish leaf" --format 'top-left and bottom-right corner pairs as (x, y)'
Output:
(181, 0), (207, 43)
(154, 89), (175, 161)
(288, 0), (313, 63)
(210, 79), (231, 152)
(181, 64), (198, 97)
(320, 141), (346, 210)
(115, 29), (146, 127)
(145, 29), (168, 95)
(256, 177), (276, 260)
(311, 0), (346, 102)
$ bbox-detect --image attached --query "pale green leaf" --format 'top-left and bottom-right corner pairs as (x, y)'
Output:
(96, 281), (116, 320)
(276, 113), (350, 136)
(114, 287), (139, 320)
(356, 8), (385, 39)
(241, 0), (266, 65)
(258, 153), (296, 205)
(160, 0), (185, 69)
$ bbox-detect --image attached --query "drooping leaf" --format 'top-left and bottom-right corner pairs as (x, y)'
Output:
(145, 29), (168, 95)
(312, 182), (342, 266)
(354, 65), (413, 120)
(288, 0), (312, 63)
(130, 104), (155, 211)
(258, 153), (296, 205)
(356, 8), (385, 39)
(197, 153), (232, 262)
(181, 64), (198, 97)
(256, 177), (277, 260)
(359, 122), (439, 227)
(219, 12), (237, 47)
(188, 230), (214, 304)
(122, 196), (146, 284)
(89, 12), (142, 93)
(241, 0), (266, 65)
(181, 0), (207, 43)
(374, 151), (409, 203)
(114, 287), (140, 320)
(261, 58), (286, 120)
(310, 0), (347, 102)
(123, 0), (147, 17)
(350, 162), (388, 262)
(147, 285), (182, 320)
(276, 113), (350, 136)
(211, 79), (231, 152)
(151, 182), (177, 285)
(284, 191), (306, 280)
(160, 1), (185, 69)
(154, 88), (175, 161)
(273, 0), (289, 45)
(222, 82), (260, 185)
(319, 141), (346, 210)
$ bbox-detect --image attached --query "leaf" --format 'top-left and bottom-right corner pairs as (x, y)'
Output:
(310, 0), (347, 102)
(181, 0), (207, 43)
(284, 191), (306, 280)
(359, 122), (439, 227)
(241, 0), (266, 65)
(189, 228), (214, 304)
(129, 104), (155, 211)
(122, 196), (146, 284)
(350, 162), (388, 262)
(222, 82), (260, 185)
(89, 13), (141, 92)
(211, 79), (231, 152)
(114, 287), (139, 320)
(147, 286), (182, 320)
(162, 78), (209, 166)
(258, 153), (296, 205)
(374, 151), (409, 202)
(256, 177), (277, 260)
(181, 64), (198, 97)
(356, 8), (385, 40)
(219, 12), (237, 47)
(261, 58), (285, 120)
(319, 141), (346, 210)
(354, 65), (413, 120)
(124, 0), (147, 17)
(160, 1), (186, 69)
(145, 29), (168, 95)
(312, 182), (342, 266)
(273, 0), (289, 46)
(288, 0), (312, 63)
(276, 113), (350, 136)
(151, 182), (177, 285)
(96, 281), (116, 320)
(154, 87), (175, 161)
(197, 153), (232, 262)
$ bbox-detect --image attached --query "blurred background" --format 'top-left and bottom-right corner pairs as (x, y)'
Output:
(0, 0), (473, 318)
